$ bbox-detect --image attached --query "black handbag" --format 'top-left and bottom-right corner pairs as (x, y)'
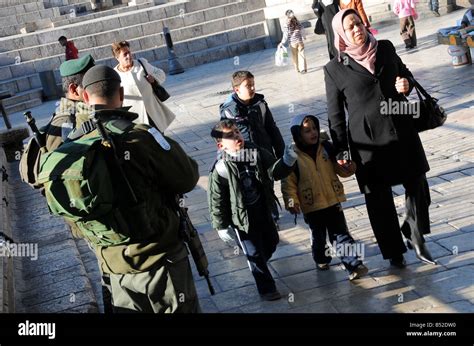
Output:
(137, 59), (170, 102)
(314, 18), (325, 35)
(412, 79), (447, 132)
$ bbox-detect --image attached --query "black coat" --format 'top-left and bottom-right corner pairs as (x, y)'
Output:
(312, 0), (340, 59)
(324, 40), (429, 193)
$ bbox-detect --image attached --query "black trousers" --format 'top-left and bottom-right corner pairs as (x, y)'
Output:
(364, 175), (431, 259)
(237, 199), (279, 295)
(305, 204), (362, 271)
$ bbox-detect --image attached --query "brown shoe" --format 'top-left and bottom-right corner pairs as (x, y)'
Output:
(348, 264), (369, 281)
(317, 263), (330, 271)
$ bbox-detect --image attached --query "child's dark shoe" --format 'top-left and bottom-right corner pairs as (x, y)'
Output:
(316, 263), (330, 271)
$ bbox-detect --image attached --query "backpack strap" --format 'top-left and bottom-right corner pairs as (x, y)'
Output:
(215, 159), (228, 180)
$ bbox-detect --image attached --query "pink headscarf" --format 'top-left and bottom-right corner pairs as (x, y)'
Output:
(332, 9), (378, 74)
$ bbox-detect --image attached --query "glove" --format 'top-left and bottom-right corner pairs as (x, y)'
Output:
(217, 228), (238, 247)
(283, 143), (298, 166)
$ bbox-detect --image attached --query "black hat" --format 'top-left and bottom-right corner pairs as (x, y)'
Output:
(290, 114), (320, 147)
(82, 65), (121, 89)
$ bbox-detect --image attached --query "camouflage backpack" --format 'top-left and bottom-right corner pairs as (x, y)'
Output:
(37, 119), (154, 246)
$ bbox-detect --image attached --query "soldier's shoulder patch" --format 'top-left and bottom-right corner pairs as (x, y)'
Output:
(147, 127), (171, 151)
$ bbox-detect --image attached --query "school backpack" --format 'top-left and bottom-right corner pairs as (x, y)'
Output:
(36, 119), (153, 247)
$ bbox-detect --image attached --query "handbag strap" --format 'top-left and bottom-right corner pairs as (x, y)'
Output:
(411, 78), (431, 100)
(137, 58), (150, 78)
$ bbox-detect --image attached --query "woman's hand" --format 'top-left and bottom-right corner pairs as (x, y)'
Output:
(288, 204), (301, 215)
(145, 74), (155, 83)
(395, 76), (409, 94)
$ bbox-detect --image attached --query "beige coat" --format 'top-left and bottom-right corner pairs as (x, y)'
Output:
(115, 58), (175, 132)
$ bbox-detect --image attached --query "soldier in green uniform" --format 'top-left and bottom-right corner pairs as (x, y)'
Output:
(78, 65), (201, 313)
(43, 54), (95, 151)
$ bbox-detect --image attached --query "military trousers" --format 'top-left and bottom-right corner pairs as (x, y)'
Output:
(109, 257), (200, 313)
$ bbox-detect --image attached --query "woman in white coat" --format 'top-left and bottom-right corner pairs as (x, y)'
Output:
(112, 40), (175, 132)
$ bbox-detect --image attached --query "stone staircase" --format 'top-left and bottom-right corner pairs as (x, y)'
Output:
(0, 0), (269, 117)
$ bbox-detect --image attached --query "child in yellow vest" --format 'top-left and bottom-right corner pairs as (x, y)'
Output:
(282, 114), (368, 280)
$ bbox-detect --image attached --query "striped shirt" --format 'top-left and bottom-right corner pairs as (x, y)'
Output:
(281, 22), (305, 45)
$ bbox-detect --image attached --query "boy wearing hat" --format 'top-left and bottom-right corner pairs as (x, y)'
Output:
(281, 114), (368, 281)
(208, 119), (297, 301)
(43, 54), (95, 151)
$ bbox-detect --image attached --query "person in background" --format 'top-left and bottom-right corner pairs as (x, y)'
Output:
(312, 0), (340, 60)
(339, 0), (371, 28)
(428, 0), (441, 16)
(278, 9), (308, 73)
(393, 0), (418, 50)
(58, 36), (79, 61)
(112, 40), (175, 132)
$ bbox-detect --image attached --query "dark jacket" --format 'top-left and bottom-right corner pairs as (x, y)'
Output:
(208, 143), (294, 233)
(312, 0), (340, 59)
(324, 40), (429, 193)
(220, 93), (285, 158)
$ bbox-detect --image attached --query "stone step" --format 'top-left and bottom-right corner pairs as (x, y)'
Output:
(2, 88), (43, 108)
(0, 74), (42, 94)
(0, 0), (241, 53)
(0, 2), (265, 70)
(50, 0), (168, 28)
(0, 7), (60, 29)
(0, 0), (37, 6)
(4, 97), (42, 115)
(0, 2), (46, 18)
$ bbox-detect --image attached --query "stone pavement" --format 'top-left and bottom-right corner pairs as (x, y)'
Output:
(8, 9), (474, 313)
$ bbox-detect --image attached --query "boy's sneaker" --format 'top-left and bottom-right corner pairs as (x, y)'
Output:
(348, 264), (369, 281)
(316, 263), (330, 271)
(260, 290), (282, 301)
(432, 10), (440, 17)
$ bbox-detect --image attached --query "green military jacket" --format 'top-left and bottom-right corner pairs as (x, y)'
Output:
(208, 143), (294, 233)
(78, 108), (200, 274)
(45, 97), (91, 151)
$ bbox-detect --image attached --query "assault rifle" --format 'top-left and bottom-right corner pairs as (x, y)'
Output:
(24, 111), (46, 152)
(177, 195), (215, 295)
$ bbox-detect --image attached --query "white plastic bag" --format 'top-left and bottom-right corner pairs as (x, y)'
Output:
(275, 46), (289, 67)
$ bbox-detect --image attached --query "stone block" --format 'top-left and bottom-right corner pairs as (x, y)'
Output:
(204, 6), (225, 22)
(164, 4), (184, 18)
(101, 18), (121, 32)
(224, 2), (246, 17)
(93, 46), (112, 60)
(171, 41), (189, 56)
(202, 19), (225, 36)
(147, 7), (167, 21)
(228, 42), (250, 57)
(139, 35), (162, 50)
(0, 66), (12, 81)
(152, 46), (167, 61)
(141, 21), (163, 37)
(224, 15), (244, 30)
(242, 10), (265, 25)
(227, 28), (245, 43)
(19, 47), (42, 63)
(15, 77), (30, 92)
(74, 35), (98, 51)
(245, 24), (266, 39)
(29, 75), (41, 89)
(23, 2), (39, 12)
(95, 31), (121, 47)
(10, 62), (35, 78)
(174, 25), (203, 42)
(39, 44), (62, 60)
(39, 8), (55, 19)
(206, 33), (228, 48)
(185, 0), (209, 13)
(33, 57), (61, 74)
(119, 11), (150, 28)
(0, 6), (16, 17)
(183, 11), (205, 27)
(248, 38), (266, 53)
(120, 25), (144, 42)
(177, 55), (196, 69)
(163, 16), (184, 31)
(134, 50), (155, 64)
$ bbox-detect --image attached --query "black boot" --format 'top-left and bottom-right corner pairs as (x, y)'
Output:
(407, 239), (437, 265)
(390, 254), (406, 268)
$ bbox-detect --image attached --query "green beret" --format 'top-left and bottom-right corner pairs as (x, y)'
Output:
(59, 54), (95, 77)
(82, 65), (121, 89)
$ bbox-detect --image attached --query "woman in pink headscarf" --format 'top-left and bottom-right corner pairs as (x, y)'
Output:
(324, 9), (436, 269)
